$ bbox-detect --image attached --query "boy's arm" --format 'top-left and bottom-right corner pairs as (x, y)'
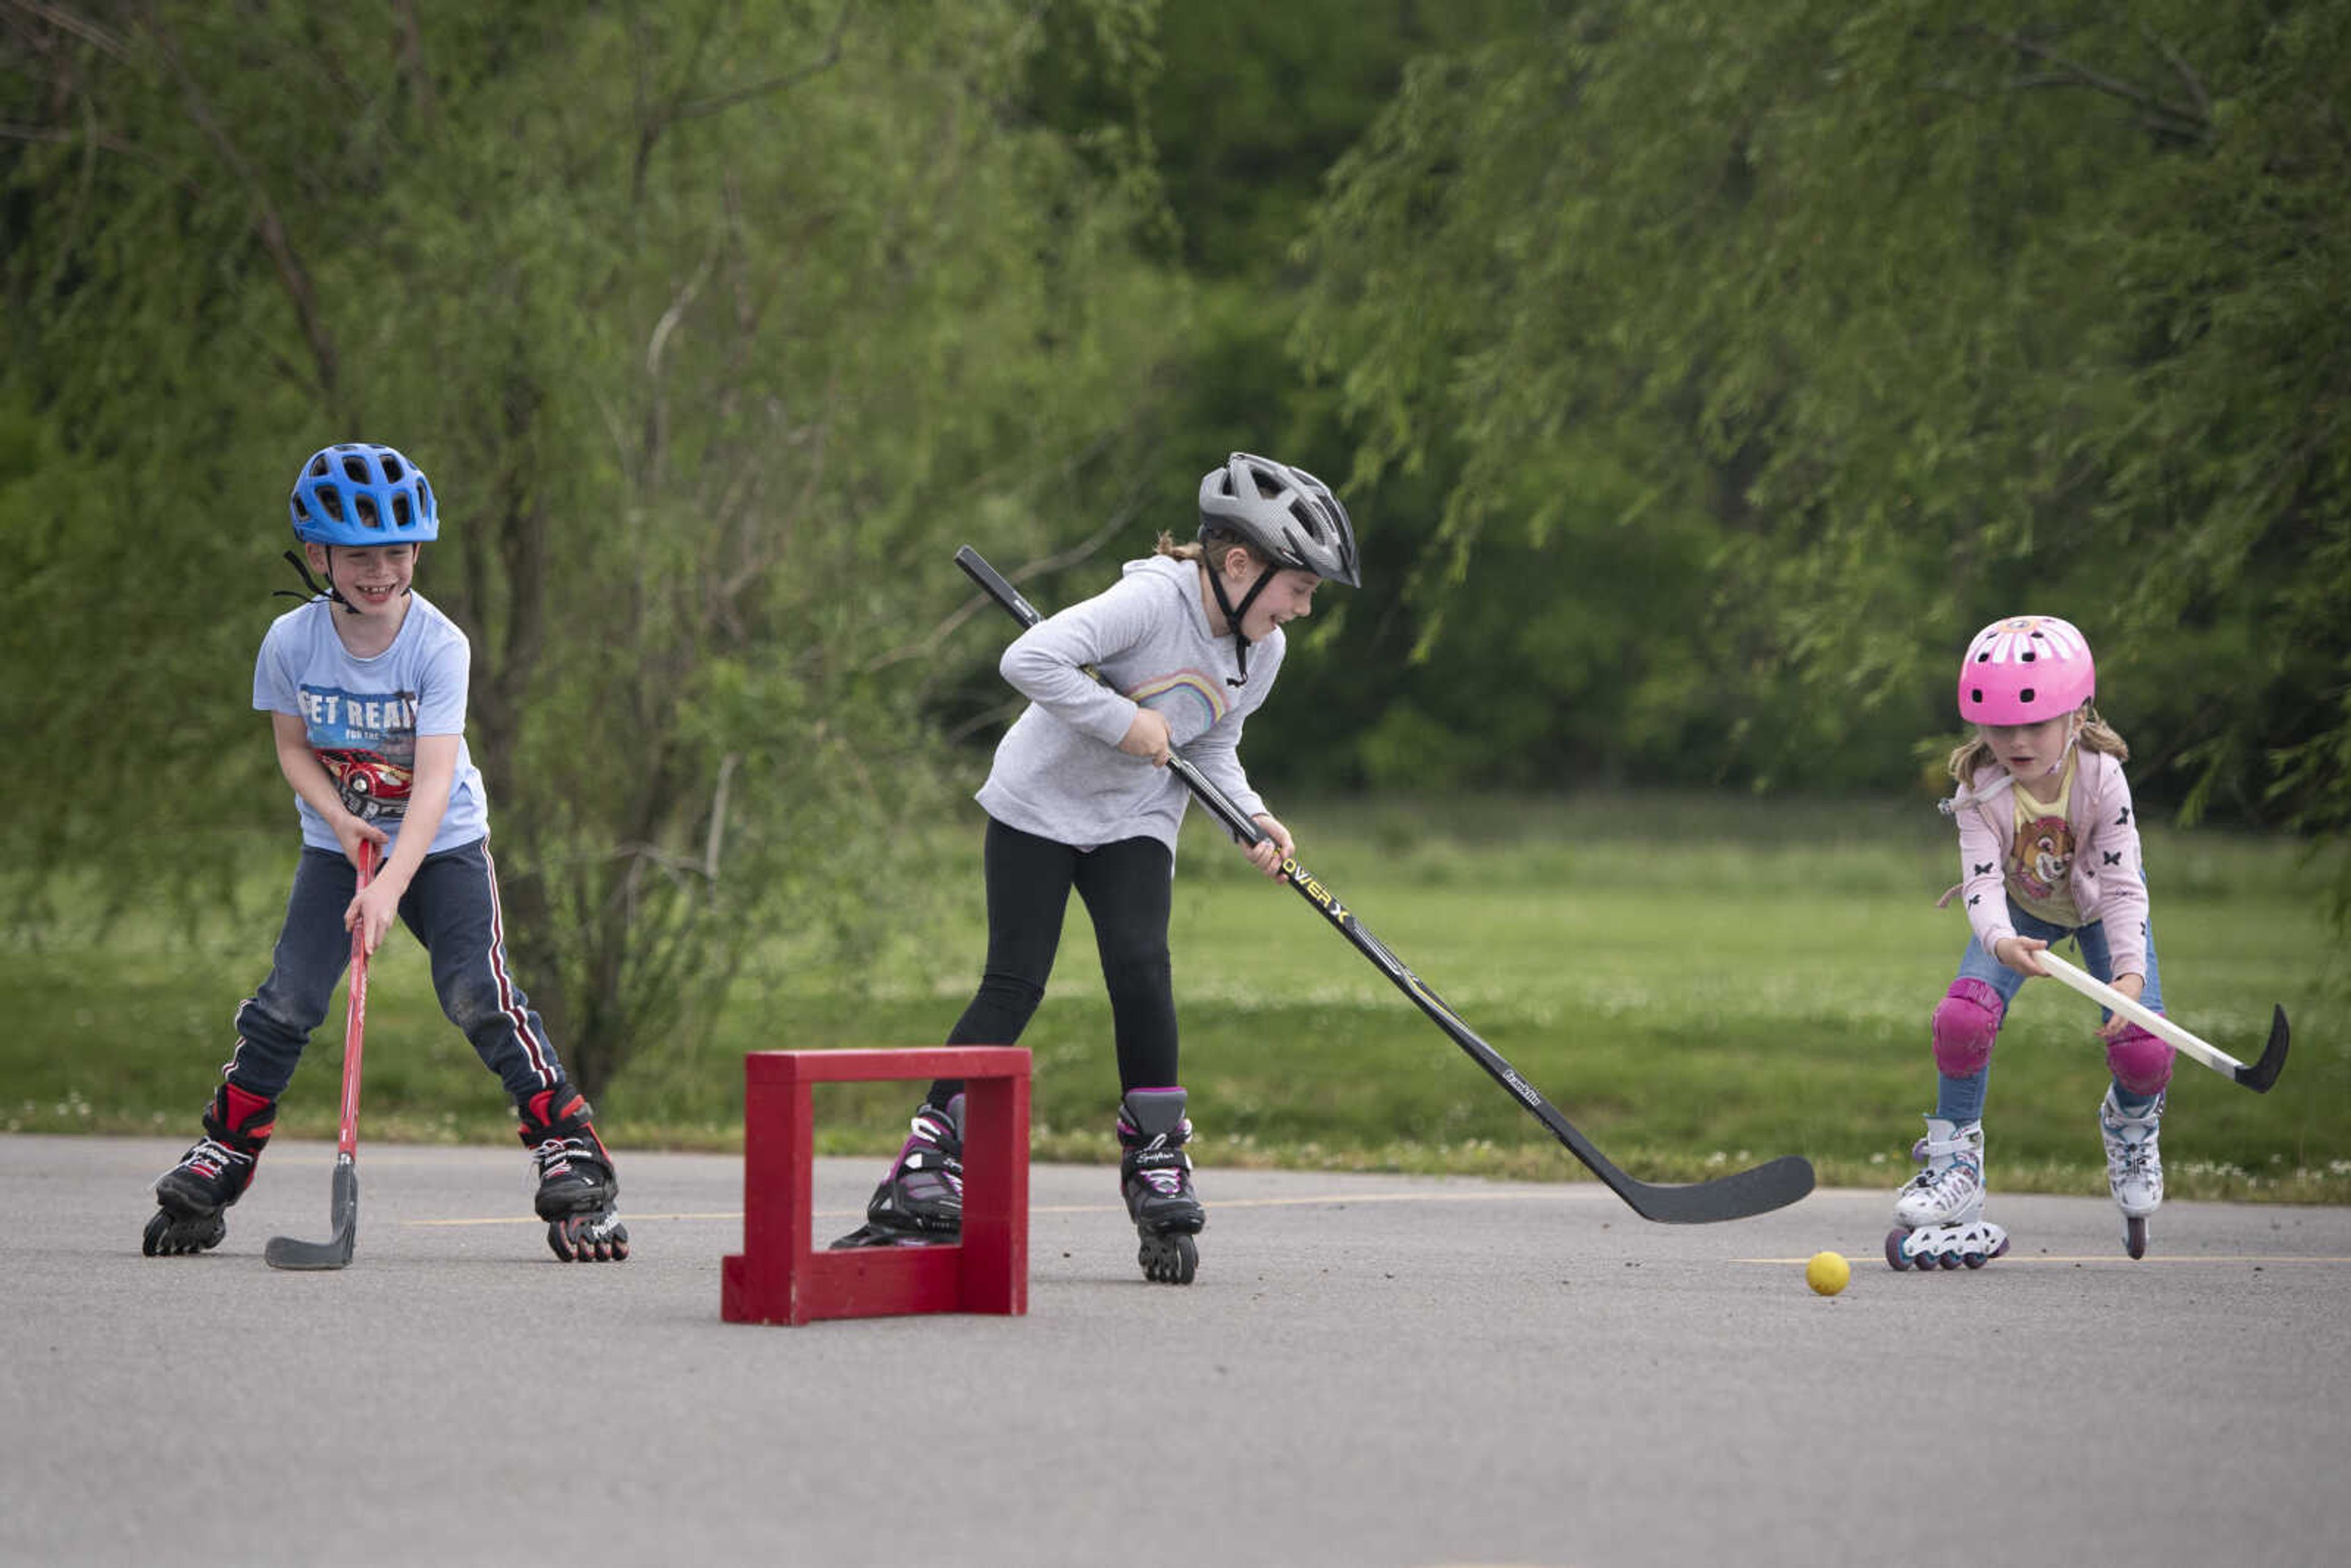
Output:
(348, 732), (459, 953)
(272, 712), (381, 859)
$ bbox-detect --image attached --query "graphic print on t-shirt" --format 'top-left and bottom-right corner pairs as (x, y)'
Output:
(299, 683), (419, 821)
(1127, 669), (1231, 736)
(2010, 810), (2074, 904)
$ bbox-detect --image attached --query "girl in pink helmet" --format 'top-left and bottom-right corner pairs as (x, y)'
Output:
(1889, 615), (2175, 1269)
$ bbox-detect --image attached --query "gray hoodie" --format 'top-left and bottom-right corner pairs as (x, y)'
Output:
(975, 553), (1284, 854)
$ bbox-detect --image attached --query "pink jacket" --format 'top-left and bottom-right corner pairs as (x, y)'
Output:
(1937, 748), (2151, 981)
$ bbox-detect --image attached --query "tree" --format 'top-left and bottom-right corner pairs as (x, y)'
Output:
(1, 0), (1185, 1093)
(1293, 0), (2350, 847)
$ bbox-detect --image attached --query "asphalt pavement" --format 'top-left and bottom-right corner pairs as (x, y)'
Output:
(5, 1133), (2347, 1568)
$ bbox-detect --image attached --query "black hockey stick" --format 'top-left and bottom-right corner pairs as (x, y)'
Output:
(266, 840), (375, 1270)
(954, 545), (1814, 1223)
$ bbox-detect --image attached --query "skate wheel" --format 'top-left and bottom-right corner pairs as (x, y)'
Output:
(1961, 1250), (1987, 1269)
(2124, 1215), (2147, 1261)
(547, 1214), (631, 1262)
(143, 1207), (225, 1257)
(1937, 1250), (1962, 1270)
(1884, 1229), (1913, 1271)
(1139, 1232), (1198, 1285)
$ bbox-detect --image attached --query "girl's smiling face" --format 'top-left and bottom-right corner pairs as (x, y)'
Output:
(1207, 548), (1321, 642)
(1236, 566), (1321, 642)
(1981, 711), (2079, 784)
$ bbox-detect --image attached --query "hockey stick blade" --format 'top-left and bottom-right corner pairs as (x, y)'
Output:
(2239, 1007), (2290, 1093)
(1607, 1153), (1817, 1225)
(953, 544), (1816, 1223)
(2031, 948), (2292, 1094)
(264, 1155), (358, 1270)
(1349, 919), (1812, 1221)
(266, 841), (374, 1270)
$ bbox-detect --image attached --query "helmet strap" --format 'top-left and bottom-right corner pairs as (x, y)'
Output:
(2056, 709), (2088, 774)
(276, 547), (352, 612)
(1204, 557), (1275, 688)
(277, 544), (419, 613)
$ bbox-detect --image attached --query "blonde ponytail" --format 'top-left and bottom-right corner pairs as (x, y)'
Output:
(2077, 707), (2129, 761)
(1157, 528), (1262, 568)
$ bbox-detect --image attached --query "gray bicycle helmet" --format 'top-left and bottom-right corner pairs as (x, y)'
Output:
(1196, 452), (1361, 588)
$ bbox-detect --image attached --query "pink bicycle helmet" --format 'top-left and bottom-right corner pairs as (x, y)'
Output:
(1958, 615), (2095, 726)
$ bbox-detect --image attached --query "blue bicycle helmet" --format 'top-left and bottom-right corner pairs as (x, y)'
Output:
(289, 443), (438, 546)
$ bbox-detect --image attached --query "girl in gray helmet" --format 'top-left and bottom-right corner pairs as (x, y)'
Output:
(836, 453), (1360, 1283)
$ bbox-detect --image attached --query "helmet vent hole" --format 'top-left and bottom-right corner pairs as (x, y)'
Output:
(392, 495), (412, 529)
(356, 496), (380, 529)
(320, 492), (345, 522)
(2020, 650), (2036, 662)
(341, 455), (370, 483)
(2019, 687), (2036, 703)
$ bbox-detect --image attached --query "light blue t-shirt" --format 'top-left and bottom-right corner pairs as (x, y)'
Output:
(252, 593), (490, 855)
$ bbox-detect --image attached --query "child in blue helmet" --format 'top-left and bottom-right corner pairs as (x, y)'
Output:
(142, 443), (627, 1263)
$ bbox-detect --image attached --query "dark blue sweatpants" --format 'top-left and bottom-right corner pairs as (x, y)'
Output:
(223, 838), (564, 1105)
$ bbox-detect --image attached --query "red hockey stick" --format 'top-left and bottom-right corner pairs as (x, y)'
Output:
(265, 839), (375, 1270)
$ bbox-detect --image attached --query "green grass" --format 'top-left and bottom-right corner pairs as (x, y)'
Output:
(7, 792), (2346, 1204)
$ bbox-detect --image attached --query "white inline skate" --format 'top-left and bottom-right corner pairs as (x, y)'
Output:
(1886, 1116), (2011, 1271)
(2099, 1088), (2164, 1260)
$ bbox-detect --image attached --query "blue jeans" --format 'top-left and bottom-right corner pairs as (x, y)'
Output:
(1938, 893), (2164, 1123)
(223, 839), (566, 1105)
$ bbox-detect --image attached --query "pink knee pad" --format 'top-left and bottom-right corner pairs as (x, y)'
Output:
(1932, 978), (2005, 1076)
(2105, 1022), (2174, 1097)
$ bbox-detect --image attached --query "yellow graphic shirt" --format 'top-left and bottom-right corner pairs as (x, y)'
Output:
(2008, 754), (2081, 927)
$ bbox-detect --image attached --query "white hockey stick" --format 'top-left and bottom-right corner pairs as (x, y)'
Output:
(2029, 947), (2290, 1093)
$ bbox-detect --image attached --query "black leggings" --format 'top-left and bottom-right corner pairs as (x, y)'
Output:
(928, 817), (1177, 1105)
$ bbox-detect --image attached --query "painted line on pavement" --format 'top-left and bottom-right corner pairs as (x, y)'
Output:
(400, 1187), (1613, 1228)
(1739, 1253), (2351, 1267)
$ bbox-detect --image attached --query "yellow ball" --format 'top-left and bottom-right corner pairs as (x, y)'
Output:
(1805, 1250), (1851, 1296)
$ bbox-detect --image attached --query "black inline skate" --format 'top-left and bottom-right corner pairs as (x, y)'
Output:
(517, 1084), (628, 1262)
(143, 1084), (278, 1256)
(831, 1093), (965, 1249)
(1119, 1087), (1204, 1285)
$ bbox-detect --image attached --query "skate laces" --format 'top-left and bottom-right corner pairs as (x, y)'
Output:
(531, 1134), (597, 1181)
(1902, 1150), (1981, 1207)
(2101, 1099), (2161, 1178)
(2104, 1123), (2158, 1179)
(184, 1138), (250, 1181)
(1134, 1161), (1187, 1197)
